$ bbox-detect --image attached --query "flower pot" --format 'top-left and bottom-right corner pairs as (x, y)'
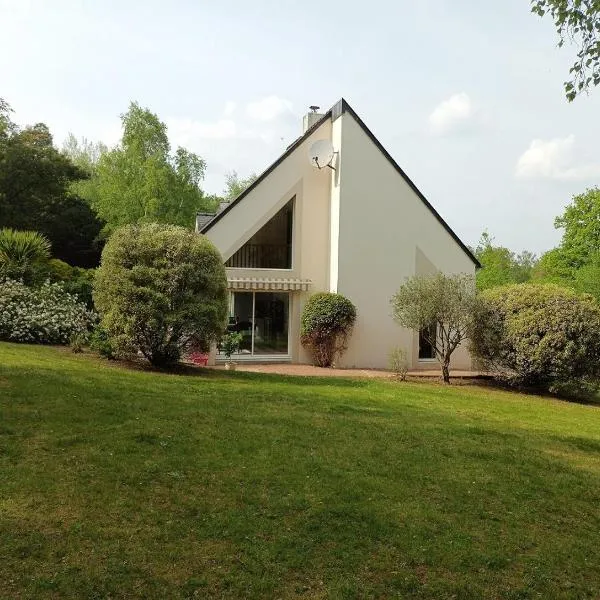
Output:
(224, 361), (237, 371)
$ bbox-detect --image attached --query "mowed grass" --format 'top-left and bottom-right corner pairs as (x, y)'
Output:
(1, 344), (600, 599)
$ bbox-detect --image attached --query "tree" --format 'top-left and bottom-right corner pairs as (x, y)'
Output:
(391, 273), (478, 383)
(62, 134), (107, 175)
(93, 223), (228, 367)
(471, 283), (600, 397)
(224, 170), (258, 201)
(0, 99), (103, 267)
(532, 0), (600, 100)
(300, 292), (357, 367)
(471, 232), (536, 291)
(75, 102), (213, 233)
(554, 187), (600, 267)
(0, 228), (51, 283)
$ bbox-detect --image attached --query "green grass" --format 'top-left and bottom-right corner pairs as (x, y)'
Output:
(1, 343), (600, 599)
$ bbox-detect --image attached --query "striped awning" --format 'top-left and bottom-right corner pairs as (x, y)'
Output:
(227, 277), (312, 291)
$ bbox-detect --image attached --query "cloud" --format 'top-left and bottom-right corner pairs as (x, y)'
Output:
(223, 101), (236, 117)
(428, 92), (475, 136)
(515, 135), (600, 181)
(246, 95), (293, 121)
(167, 117), (237, 143)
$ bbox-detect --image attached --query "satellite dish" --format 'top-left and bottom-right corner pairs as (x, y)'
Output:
(308, 139), (336, 170)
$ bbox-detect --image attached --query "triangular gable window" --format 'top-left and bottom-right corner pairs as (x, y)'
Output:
(226, 197), (294, 269)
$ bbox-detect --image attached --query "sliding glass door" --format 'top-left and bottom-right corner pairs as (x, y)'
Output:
(225, 292), (289, 357)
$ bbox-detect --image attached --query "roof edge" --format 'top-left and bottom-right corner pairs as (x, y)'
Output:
(338, 99), (480, 268)
(199, 108), (333, 233)
(199, 97), (480, 269)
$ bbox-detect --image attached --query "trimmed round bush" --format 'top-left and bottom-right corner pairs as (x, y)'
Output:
(470, 283), (600, 395)
(0, 279), (96, 344)
(93, 223), (228, 367)
(300, 292), (357, 367)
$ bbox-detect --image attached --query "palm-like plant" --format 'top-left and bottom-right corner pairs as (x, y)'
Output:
(0, 228), (51, 283)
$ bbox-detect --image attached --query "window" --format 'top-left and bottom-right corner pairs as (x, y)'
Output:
(223, 292), (290, 356)
(226, 198), (294, 269)
(418, 323), (437, 360)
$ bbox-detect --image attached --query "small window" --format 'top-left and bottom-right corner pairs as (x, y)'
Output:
(418, 323), (437, 359)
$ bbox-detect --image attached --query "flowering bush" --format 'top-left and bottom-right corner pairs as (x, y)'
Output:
(0, 279), (96, 344)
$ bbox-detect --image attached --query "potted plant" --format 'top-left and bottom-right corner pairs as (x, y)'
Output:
(221, 332), (243, 370)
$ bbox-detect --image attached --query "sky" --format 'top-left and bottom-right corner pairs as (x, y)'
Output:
(1, 0), (599, 255)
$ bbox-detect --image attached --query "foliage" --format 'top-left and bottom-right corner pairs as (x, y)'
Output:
(4, 344), (600, 598)
(473, 232), (536, 290)
(554, 187), (600, 267)
(0, 228), (51, 284)
(62, 134), (108, 175)
(89, 326), (116, 359)
(93, 223), (228, 366)
(531, 0), (600, 100)
(224, 170), (258, 200)
(388, 347), (408, 380)
(391, 273), (478, 383)
(44, 258), (96, 307)
(0, 279), (96, 344)
(220, 332), (243, 360)
(531, 246), (575, 285)
(74, 102), (214, 234)
(470, 283), (600, 396)
(69, 332), (87, 353)
(300, 292), (357, 367)
(0, 100), (103, 267)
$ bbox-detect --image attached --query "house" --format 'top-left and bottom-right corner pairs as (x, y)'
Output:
(197, 99), (479, 370)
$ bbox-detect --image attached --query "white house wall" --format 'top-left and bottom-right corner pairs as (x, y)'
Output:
(333, 112), (476, 370)
(203, 120), (334, 363)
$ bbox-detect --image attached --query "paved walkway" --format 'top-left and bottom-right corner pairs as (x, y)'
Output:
(211, 363), (486, 379)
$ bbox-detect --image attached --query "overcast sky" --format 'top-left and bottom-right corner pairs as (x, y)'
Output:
(2, 0), (599, 254)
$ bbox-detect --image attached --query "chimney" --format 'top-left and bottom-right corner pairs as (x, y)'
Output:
(303, 105), (323, 133)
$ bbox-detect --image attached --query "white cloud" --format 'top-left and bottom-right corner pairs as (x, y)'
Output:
(223, 101), (236, 117)
(167, 117), (237, 143)
(246, 95), (293, 121)
(428, 92), (475, 136)
(515, 135), (600, 181)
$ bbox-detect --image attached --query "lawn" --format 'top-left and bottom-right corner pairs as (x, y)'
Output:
(1, 344), (600, 599)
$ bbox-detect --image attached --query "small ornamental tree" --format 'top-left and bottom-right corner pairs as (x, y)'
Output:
(391, 273), (478, 383)
(470, 283), (600, 396)
(300, 292), (357, 367)
(0, 228), (51, 284)
(94, 223), (228, 367)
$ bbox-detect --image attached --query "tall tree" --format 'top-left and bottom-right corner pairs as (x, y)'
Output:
(224, 170), (258, 201)
(554, 187), (600, 267)
(472, 232), (536, 290)
(75, 102), (212, 233)
(531, 0), (600, 100)
(0, 99), (103, 267)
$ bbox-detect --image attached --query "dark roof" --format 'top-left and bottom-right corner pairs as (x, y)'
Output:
(199, 98), (480, 268)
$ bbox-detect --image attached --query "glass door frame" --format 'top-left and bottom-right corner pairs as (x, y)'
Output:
(224, 290), (291, 360)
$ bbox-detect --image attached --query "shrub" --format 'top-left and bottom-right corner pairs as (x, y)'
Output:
(470, 283), (600, 396)
(300, 292), (357, 367)
(388, 347), (408, 380)
(69, 332), (87, 353)
(221, 332), (242, 361)
(93, 223), (228, 367)
(89, 326), (116, 360)
(45, 259), (95, 307)
(0, 279), (96, 344)
(0, 228), (51, 284)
